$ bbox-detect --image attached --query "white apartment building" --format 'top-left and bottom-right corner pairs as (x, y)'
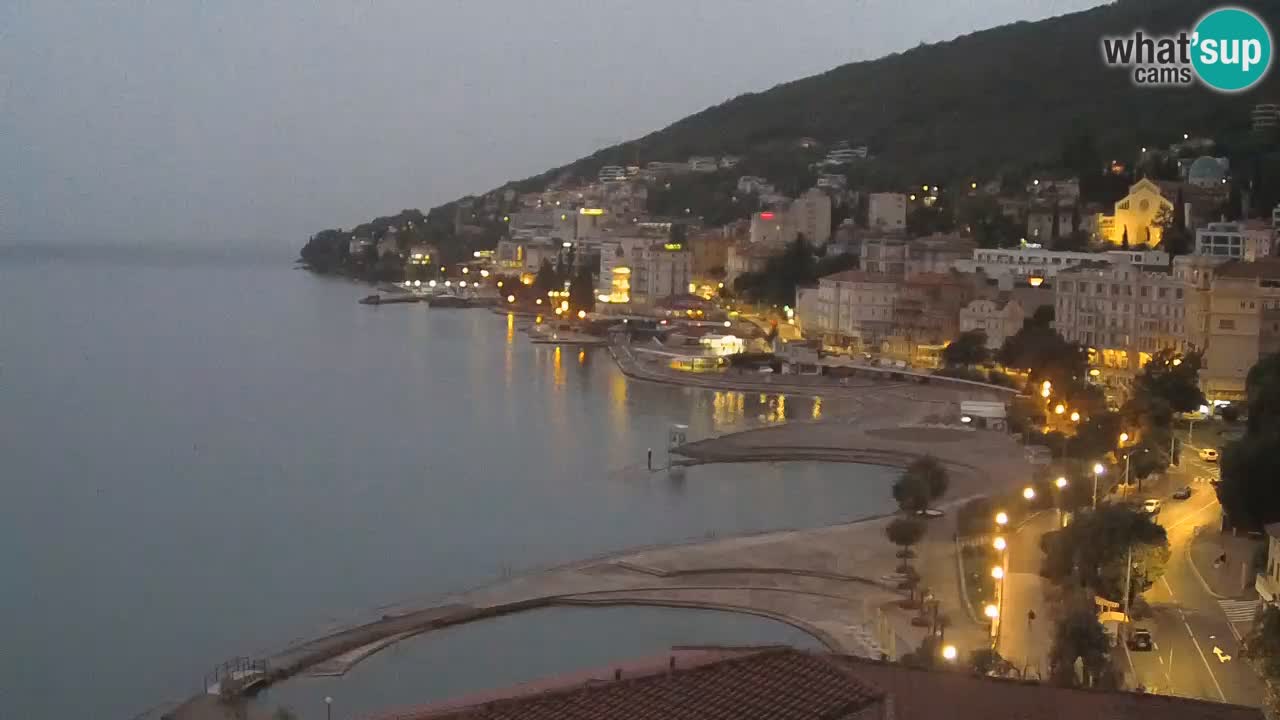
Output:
(954, 247), (1170, 286)
(632, 243), (693, 304)
(598, 165), (628, 182)
(862, 234), (975, 277)
(959, 296), (1025, 349)
(814, 270), (900, 344)
(1054, 260), (1189, 378)
(868, 193), (907, 232)
(1201, 259), (1280, 401)
(791, 188), (832, 245)
(688, 156), (719, 173)
(1195, 220), (1274, 260)
(749, 209), (790, 245)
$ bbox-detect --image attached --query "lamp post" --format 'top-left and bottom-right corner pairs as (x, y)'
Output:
(1054, 476), (1068, 527)
(1092, 463), (1105, 509)
(1123, 447), (1150, 494)
(325, 696), (333, 720)
(992, 535), (1007, 650)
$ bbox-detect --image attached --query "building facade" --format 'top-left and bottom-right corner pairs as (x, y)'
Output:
(868, 193), (907, 232)
(1195, 220), (1274, 261)
(791, 188), (832, 245)
(960, 295), (1026, 349)
(1054, 260), (1189, 380)
(1201, 259), (1280, 401)
(1096, 178), (1174, 247)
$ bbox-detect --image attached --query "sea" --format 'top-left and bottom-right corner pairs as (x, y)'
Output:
(0, 248), (895, 719)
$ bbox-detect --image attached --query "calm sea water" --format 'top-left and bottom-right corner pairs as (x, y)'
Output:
(0, 251), (893, 719)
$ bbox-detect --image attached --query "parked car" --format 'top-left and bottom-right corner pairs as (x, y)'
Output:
(1172, 486), (1192, 500)
(1128, 628), (1154, 651)
(1200, 448), (1220, 462)
(1142, 498), (1161, 515)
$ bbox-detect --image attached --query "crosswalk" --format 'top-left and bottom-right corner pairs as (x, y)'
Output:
(1218, 599), (1260, 623)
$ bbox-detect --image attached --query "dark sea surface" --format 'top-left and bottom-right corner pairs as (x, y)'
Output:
(0, 252), (894, 718)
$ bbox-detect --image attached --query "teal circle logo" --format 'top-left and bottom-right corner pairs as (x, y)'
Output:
(1192, 7), (1272, 92)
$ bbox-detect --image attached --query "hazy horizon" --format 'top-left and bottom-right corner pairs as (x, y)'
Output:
(4, 1), (1106, 253)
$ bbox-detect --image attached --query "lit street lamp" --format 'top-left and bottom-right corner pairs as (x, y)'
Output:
(984, 604), (999, 619)
(942, 644), (958, 662)
(993, 536), (1007, 551)
(325, 696), (333, 720)
(991, 566), (1004, 580)
(1119, 432), (1129, 445)
(1022, 486), (1036, 501)
(1093, 463), (1105, 509)
(1054, 404), (1065, 415)
(1054, 477), (1068, 526)
(995, 512), (1008, 528)
(1070, 411), (1081, 422)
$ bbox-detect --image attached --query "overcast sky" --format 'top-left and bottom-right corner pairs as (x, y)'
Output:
(2, 1), (1107, 252)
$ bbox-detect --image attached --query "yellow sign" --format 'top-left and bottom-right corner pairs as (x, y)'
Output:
(579, 208), (605, 216)
(663, 243), (684, 251)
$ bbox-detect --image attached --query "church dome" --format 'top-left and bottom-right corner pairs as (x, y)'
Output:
(1187, 156), (1228, 187)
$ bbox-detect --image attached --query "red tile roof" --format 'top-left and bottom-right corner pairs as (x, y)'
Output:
(1214, 258), (1280, 280)
(376, 649), (884, 720)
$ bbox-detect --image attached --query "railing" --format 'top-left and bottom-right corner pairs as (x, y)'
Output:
(203, 656), (268, 695)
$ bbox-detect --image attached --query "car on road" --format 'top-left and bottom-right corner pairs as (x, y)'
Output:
(1199, 448), (1220, 462)
(1172, 486), (1192, 500)
(1142, 498), (1161, 514)
(1128, 628), (1154, 651)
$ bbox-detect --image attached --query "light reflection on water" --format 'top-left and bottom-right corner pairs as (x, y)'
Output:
(0, 259), (889, 719)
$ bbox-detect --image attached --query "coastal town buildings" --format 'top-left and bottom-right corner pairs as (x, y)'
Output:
(960, 294), (1026, 349)
(1200, 259), (1280, 401)
(1053, 258), (1190, 382)
(861, 233), (974, 277)
(749, 209), (790, 246)
(868, 192), (907, 231)
(631, 241), (693, 304)
(726, 241), (777, 286)
(953, 247), (1169, 288)
(1195, 220), (1274, 261)
(1096, 178), (1174, 247)
(790, 188), (833, 245)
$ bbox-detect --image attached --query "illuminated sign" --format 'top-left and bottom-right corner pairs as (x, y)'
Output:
(759, 212), (775, 220)
(663, 243), (685, 251)
(579, 208), (605, 216)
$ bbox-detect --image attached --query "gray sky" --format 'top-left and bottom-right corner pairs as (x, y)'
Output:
(2, 1), (1105, 252)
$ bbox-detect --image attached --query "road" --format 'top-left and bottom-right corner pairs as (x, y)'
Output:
(1116, 447), (1264, 705)
(995, 439), (1265, 705)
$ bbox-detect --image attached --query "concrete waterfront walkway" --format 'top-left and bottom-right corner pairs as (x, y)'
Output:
(166, 514), (927, 719)
(164, 408), (1032, 719)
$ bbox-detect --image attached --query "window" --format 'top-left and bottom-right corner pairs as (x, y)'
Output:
(1158, 288), (1167, 299)
(1140, 287), (1149, 297)
(1176, 289), (1183, 299)
(1220, 319), (1236, 330)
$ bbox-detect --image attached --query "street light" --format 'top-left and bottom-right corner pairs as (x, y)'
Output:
(1022, 486), (1036, 501)
(942, 644), (958, 661)
(1055, 476), (1068, 489)
(1070, 411), (1081, 422)
(993, 536), (1007, 551)
(984, 604), (999, 619)
(325, 696), (333, 720)
(1054, 404), (1065, 415)
(1092, 463), (1105, 509)
(991, 566), (1004, 579)
(995, 512), (1008, 528)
